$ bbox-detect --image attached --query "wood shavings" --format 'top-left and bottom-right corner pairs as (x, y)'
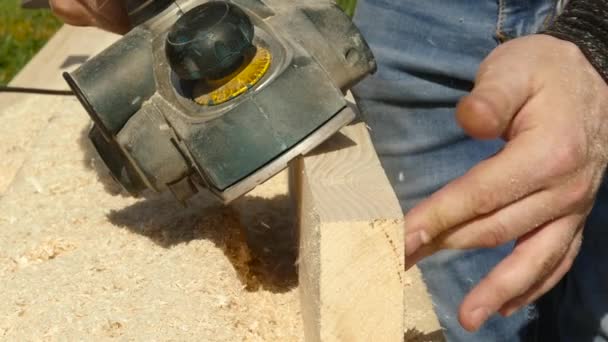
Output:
(19, 239), (76, 264)
(102, 321), (124, 338)
(0, 121), (302, 340)
(26, 177), (44, 194)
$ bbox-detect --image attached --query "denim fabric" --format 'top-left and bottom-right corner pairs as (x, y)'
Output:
(352, 0), (608, 341)
(496, 0), (557, 41)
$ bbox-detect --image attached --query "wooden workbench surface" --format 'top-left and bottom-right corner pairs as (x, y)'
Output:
(0, 25), (441, 341)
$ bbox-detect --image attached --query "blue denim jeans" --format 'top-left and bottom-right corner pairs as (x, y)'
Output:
(352, 0), (608, 341)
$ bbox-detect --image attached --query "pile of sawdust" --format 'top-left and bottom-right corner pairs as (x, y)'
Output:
(0, 95), (442, 341)
(0, 97), (303, 341)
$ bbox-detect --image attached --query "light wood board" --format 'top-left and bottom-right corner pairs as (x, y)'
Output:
(293, 122), (442, 341)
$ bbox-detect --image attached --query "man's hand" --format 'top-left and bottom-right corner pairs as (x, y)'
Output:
(50, 0), (129, 34)
(404, 35), (608, 331)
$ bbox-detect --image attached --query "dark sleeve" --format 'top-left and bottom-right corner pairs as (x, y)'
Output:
(544, 0), (608, 83)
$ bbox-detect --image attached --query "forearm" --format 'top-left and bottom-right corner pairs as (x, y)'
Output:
(544, 0), (608, 83)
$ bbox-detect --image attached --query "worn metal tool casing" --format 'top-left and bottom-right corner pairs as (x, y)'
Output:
(65, 0), (376, 203)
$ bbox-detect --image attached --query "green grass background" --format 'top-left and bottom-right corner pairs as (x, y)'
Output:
(337, 0), (357, 17)
(0, 0), (62, 85)
(0, 0), (357, 86)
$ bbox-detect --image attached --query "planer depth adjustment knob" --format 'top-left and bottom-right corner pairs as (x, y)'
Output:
(165, 1), (272, 106)
(165, 0), (256, 81)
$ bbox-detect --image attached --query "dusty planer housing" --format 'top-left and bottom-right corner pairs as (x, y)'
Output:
(64, 0), (376, 203)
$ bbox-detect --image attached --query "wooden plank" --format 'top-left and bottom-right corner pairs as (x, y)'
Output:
(293, 121), (443, 341)
(0, 26), (118, 194)
(293, 122), (405, 341)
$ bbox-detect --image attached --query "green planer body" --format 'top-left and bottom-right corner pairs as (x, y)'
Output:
(64, 0), (376, 203)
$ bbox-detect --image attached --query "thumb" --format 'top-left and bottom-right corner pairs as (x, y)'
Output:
(457, 55), (534, 139)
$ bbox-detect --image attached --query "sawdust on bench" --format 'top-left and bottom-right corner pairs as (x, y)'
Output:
(0, 96), (441, 341)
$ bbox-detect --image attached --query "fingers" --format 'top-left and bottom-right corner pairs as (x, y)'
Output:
(456, 49), (535, 139)
(84, 0), (130, 33)
(435, 188), (570, 250)
(404, 132), (547, 254)
(498, 226), (583, 317)
(405, 189), (558, 269)
(457, 214), (582, 331)
(50, 0), (95, 26)
(50, 0), (129, 34)
(404, 240), (432, 270)
(405, 179), (588, 269)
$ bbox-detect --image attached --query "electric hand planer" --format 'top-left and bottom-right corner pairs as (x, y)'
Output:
(64, 0), (376, 203)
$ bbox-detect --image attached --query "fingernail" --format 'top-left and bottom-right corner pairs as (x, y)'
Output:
(420, 230), (431, 244)
(405, 231), (431, 257)
(470, 307), (491, 329)
(405, 232), (422, 256)
(405, 233), (422, 257)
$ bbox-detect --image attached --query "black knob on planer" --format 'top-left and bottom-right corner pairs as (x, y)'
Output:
(165, 1), (255, 81)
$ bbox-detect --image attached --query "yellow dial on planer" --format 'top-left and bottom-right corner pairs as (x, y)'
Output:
(193, 46), (272, 106)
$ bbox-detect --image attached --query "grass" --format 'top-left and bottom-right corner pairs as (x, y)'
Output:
(0, 1), (356, 86)
(0, 0), (62, 85)
(337, 0), (357, 17)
